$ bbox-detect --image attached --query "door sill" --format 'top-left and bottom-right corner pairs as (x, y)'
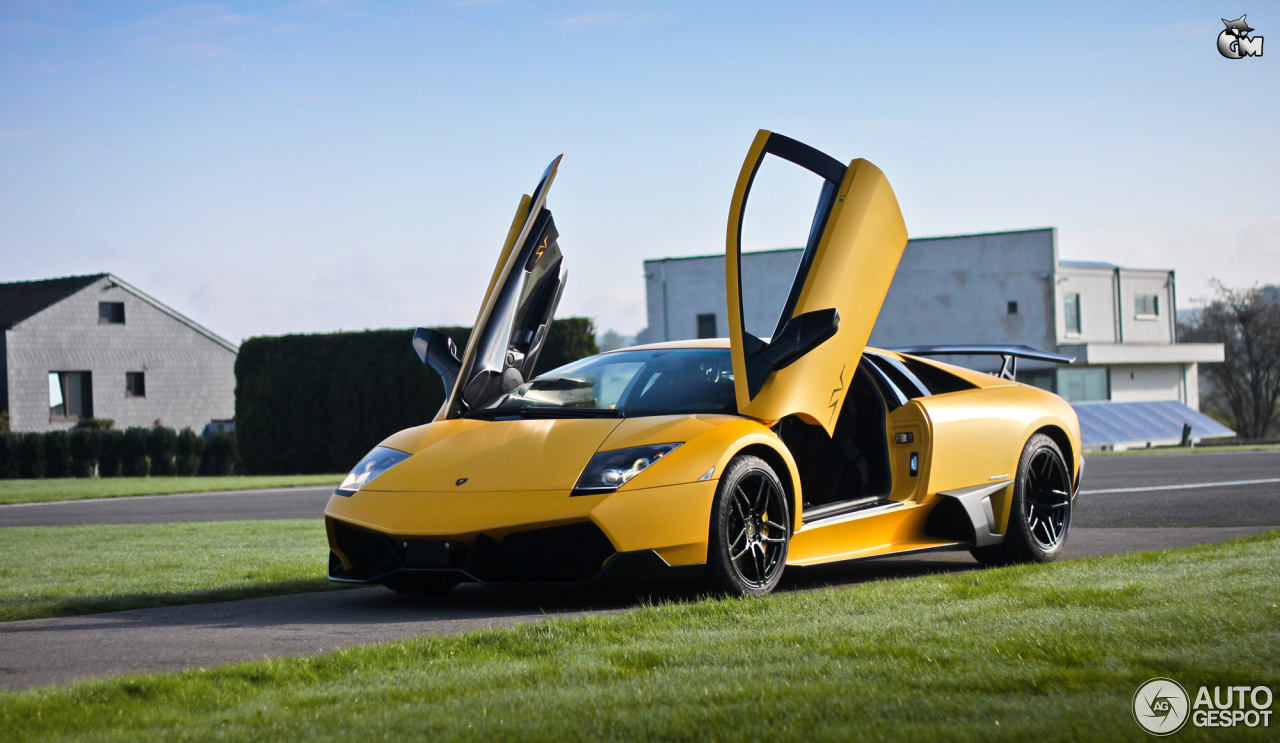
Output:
(802, 496), (895, 524)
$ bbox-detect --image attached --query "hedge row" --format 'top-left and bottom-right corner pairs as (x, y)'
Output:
(0, 427), (239, 480)
(235, 318), (599, 475)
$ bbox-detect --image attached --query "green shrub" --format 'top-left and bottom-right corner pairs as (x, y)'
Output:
(200, 431), (238, 476)
(68, 429), (99, 478)
(0, 432), (15, 479)
(43, 431), (71, 478)
(97, 430), (124, 478)
(174, 428), (205, 476)
(532, 317), (600, 376)
(16, 433), (43, 479)
(120, 427), (150, 477)
(0, 411), (9, 432)
(146, 427), (177, 476)
(73, 418), (115, 430)
(234, 319), (599, 475)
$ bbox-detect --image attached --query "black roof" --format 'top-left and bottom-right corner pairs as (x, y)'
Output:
(0, 274), (107, 330)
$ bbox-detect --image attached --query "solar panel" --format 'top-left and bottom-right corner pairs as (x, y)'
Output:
(1070, 400), (1235, 447)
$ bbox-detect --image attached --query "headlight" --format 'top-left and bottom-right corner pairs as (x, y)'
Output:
(335, 446), (411, 496)
(572, 443), (682, 495)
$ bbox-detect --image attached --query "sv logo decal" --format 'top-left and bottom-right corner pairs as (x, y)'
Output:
(828, 365), (846, 425)
(533, 236), (548, 264)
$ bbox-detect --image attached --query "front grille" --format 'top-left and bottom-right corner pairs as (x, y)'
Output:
(465, 522), (617, 584)
(329, 518), (617, 585)
(330, 519), (401, 581)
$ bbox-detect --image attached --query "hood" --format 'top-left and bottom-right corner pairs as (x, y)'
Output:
(363, 417), (623, 493)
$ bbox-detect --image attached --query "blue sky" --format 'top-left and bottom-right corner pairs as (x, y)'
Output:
(2, 1), (1277, 342)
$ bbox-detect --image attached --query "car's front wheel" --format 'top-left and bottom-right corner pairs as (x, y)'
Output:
(703, 454), (791, 596)
(971, 433), (1073, 566)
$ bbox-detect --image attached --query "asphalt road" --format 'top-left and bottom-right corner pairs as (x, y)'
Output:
(0, 486), (335, 527)
(0, 449), (1276, 691)
(2, 450), (1278, 529)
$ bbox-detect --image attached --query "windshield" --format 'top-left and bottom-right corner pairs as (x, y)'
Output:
(466, 348), (737, 418)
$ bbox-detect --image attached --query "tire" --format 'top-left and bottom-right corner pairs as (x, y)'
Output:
(971, 433), (1073, 566)
(703, 455), (791, 596)
(382, 573), (462, 594)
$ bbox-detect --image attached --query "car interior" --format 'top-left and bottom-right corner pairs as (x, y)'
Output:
(777, 353), (976, 523)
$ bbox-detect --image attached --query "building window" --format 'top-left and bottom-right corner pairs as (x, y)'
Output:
(126, 372), (146, 398)
(696, 313), (718, 339)
(49, 372), (93, 421)
(1007, 301), (1018, 315)
(1135, 295), (1159, 317)
(1056, 367), (1109, 403)
(1064, 293), (1081, 335)
(99, 302), (125, 324)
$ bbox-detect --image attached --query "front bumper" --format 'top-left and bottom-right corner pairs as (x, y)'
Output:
(327, 518), (703, 586)
(324, 480), (716, 586)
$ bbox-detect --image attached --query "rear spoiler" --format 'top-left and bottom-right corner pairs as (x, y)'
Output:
(885, 344), (1075, 381)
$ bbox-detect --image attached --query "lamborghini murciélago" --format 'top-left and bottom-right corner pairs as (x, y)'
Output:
(325, 130), (1082, 596)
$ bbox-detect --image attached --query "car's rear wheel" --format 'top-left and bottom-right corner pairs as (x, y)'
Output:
(382, 573), (462, 594)
(703, 455), (791, 596)
(971, 433), (1073, 566)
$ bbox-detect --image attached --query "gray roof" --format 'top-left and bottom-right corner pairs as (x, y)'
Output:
(0, 273), (108, 330)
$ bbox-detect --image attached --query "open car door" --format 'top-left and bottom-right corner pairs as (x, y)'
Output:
(725, 131), (908, 435)
(419, 157), (569, 420)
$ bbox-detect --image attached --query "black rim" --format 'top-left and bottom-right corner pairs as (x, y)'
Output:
(1025, 448), (1071, 550)
(726, 470), (789, 588)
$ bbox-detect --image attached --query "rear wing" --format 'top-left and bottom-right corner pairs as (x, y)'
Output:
(885, 344), (1075, 381)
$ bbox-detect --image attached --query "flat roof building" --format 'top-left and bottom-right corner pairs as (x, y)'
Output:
(641, 228), (1228, 447)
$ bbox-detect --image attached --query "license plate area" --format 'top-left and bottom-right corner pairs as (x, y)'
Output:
(400, 540), (455, 567)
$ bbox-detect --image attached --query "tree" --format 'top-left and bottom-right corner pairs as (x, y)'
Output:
(1179, 282), (1280, 439)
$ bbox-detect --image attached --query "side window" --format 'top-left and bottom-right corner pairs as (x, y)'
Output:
(99, 302), (125, 324)
(1135, 295), (1158, 317)
(126, 372), (146, 398)
(49, 372), (93, 420)
(1064, 293), (1081, 334)
(696, 313), (717, 339)
(900, 358), (978, 395)
(864, 355), (928, 400)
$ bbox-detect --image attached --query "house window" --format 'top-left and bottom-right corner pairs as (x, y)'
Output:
(696, 313), (718, 339)
(99, 302), (125, 324)
(126, 372), (146, 398)
(1007, 301), (1018, 315)
(1056, 367), (1109, 403)
(49, 372), (93, 421)
(1064, 293), (1082, 334)
(1135, 295), (1159, 317)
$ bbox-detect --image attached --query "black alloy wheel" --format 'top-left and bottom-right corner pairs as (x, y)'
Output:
(704, 455), (791, 596)
(972, 433), (1073, 566)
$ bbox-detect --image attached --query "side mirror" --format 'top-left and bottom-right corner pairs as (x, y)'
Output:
(413, 328), (463, 396)
(744, 308), (840, 398)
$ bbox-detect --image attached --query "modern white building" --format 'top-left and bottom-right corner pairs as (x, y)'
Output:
(640, 228), (1228, 446)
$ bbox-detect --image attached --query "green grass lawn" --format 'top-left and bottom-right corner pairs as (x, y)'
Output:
(0, 474), (343, 505)
(3, 533), (1277, 742)
(0, 520), (337, 622)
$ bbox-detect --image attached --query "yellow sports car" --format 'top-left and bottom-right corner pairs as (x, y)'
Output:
(325, 130), (1082, 596)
